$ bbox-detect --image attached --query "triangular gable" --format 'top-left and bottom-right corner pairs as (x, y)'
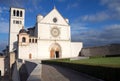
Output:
(40, 8), (69, 26)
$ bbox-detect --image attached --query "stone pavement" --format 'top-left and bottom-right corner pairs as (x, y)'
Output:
(27, 64), (41, 81)
(41, 64), (102, 81)
(26, 60), (41, 81)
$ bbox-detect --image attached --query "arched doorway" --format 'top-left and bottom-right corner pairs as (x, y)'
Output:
(50, 43), (61, 59)
(50, 49), (54, 58)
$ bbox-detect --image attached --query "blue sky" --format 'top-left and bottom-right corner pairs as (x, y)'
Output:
(0, 0), (120, 52)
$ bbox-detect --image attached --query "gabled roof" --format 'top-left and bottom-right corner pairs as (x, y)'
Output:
(40, 8), (69, 26)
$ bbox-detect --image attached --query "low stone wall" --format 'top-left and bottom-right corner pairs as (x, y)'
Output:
(12, 60), (40, 81)
(12, 60), (28, 81)
(12, 62), (20, 81)
(81, 44), (120, 57)
(70, 57), (89, 61)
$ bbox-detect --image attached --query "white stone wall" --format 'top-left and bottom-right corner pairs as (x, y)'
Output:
(0, 57), (4, 76)
(37, 24), (70, 40)
(58, 41), (71, 58)
(71, 42), (83, 57)
(17, 8), (83, 60)
(18, 40), (82, 60)
(58, 25), (70, 40)
(12, 62), (20, 81)
(37, 23), (51, 39)
(37, 40), (71, 59)
(40, 8), (68, 25)
(18, 43), (38, 59)
(37, 8), (70, 41)
(33, 8), (72, 59)
(9, 8), (25, 52)
(10, 52), (15, 68)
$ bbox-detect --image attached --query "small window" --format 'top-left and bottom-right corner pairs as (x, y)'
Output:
(20, 11), (22, 17)
(29, 39), (31, 43)
(35, 39), (37, 43)
(20, 21), (22, 24)
(29, 53), (32, 59)
(13, 10), (16, 16)
(13, 20), (16, 24)
(32, 39), (34, 43)
(17, 10), (19, 16)
(16, 21), (19, 24)
(22, 37), (26, 42)
(53, 17), (57, 23)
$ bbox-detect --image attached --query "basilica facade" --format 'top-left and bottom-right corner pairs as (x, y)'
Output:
(9, 7), (82, 60)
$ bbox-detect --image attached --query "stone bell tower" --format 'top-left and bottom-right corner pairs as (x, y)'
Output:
(9, 7), (25, 52)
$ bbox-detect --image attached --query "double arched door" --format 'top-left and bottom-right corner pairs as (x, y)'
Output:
(50, 43), (61, 59)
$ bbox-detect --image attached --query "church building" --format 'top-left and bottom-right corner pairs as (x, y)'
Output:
(9, 7), (83, 60)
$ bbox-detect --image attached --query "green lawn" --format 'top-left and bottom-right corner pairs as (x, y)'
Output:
(69, 57), (120, 68)
(51, 57), (120, 68)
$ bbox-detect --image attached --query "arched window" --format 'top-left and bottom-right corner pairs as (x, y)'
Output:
(29, 39), (31, 43)
(20, 11), (22, 17)
(35, 39), (37, 43)
(17, 10), (19, 16)
(22, 37), (26, 42)
(32, 39), (34, 43)
(13, 10), (15, 16)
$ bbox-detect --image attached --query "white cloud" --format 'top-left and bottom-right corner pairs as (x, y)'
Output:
(81, 11), (110, 22)
(66, 2), (79, 10)
(70, 3), (79, 8)
(101, 0), (120, 18)
(71, 23), (88, 31)
(100, 24), (120, 40)
(0, 7), (8, 15)
(105, 24), (120, 30)
(1, 0), (24, 8)
(31, 0), (42, 10)
(80, 0), (120, 22)
(0, 0), (42, 11)
(72, 24), (120, 47)
(0, 7), (8, 14)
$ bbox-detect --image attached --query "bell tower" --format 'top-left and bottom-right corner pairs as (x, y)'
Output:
(9, 7), (25, 52)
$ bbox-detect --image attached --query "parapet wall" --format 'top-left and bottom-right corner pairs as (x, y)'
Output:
(81, 44), (120, 56)
(12, 61), (20, 81)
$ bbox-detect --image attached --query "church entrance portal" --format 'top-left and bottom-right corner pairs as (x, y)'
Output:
(50, 50), (60, 58)
(55, 51), (59, 58)
(50, 43), (61, 59)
